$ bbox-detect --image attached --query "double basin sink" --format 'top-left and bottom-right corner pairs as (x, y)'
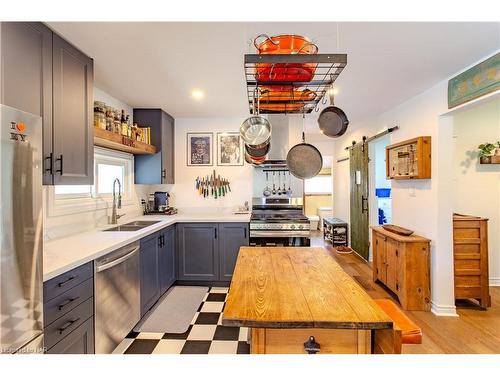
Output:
(103, 220), (161, 232)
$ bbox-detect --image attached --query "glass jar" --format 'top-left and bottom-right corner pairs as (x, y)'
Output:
(105, 106), (114, 132)
(113, 110), (121, 134)
(93, 101), (106, 129)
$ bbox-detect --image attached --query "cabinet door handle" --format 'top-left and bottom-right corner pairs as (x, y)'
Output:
(58, 318), (81, 334)
(57, 276), (76, 288)
(55, 154), (63, 174)
(162, 234), (165, 247)
(161, 169), (166, 180)
(214, 228), (217, 239)
(244, 227), (247, 238)
(58, 296), (80, 311)
(158, 236), (162, 247)
(45, 153), (53, 174)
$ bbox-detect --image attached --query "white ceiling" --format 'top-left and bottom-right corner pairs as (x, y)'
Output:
(48, 22), (499, 133)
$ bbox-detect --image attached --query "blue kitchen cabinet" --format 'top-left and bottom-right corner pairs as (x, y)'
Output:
(159, 225), (176, 295)
(177, 223), (249, 282)
(140, 233), (160, 316)
(218, 223), (249, 281)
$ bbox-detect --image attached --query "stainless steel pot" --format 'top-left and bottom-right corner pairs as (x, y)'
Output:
(240, 88), (272, 146)
(245, 142), (271, 158)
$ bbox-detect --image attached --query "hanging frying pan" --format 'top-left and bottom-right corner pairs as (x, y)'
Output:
(286, 132), (323, 179)
(317, 89), (349, 138)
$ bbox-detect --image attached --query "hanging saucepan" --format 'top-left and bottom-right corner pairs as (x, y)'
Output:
(245, 152), (265, 165)
(317, 88), (349, 138)
(245, 143), (271, 158)
(240, 88), (271, 146)
(286, 132), (323, 179)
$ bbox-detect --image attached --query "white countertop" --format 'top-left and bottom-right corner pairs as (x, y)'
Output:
(43, 212), (250, 282)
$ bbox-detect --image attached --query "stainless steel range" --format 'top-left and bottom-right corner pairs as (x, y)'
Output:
(250, 198), (311, 247)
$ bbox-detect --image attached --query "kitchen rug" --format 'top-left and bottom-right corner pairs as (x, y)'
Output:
(134, 286), (209, 334)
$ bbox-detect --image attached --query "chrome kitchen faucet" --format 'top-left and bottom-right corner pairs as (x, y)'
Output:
(110, 178), (125, 224)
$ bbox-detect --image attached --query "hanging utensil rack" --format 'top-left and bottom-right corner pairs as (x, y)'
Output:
(244, 54), (347, 114)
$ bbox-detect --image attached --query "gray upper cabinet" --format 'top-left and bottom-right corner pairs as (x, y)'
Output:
(52, 33), (94, 185)
(0, 22), (53, 184)
(0, 22), (94, 185)
(218, 223), (248, 281)
(134, 108), (175, 184)
(177, 223), (219, 281)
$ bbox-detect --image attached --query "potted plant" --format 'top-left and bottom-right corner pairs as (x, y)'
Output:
(478, 143), (495, 164)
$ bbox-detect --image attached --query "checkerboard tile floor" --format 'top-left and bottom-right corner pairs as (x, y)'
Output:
(115, 287), (250, 354)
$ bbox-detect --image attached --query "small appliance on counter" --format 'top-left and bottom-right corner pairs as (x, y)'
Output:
(141, 192), (177, 215)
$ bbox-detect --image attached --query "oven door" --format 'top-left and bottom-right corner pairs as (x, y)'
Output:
(249, 231), (311, 247)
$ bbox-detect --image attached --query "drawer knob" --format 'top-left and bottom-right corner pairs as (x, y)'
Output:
(304, 336), (320, 354)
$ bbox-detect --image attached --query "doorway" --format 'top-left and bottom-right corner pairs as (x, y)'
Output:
(369, 134), (392, 228)
(350, 142), (369, 260)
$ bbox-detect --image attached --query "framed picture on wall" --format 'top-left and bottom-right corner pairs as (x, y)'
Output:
(217, 132), (244, 166)
(187, 132), (213, 166)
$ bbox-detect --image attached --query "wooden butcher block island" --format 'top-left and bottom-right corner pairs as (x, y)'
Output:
(223, 247), (399, 354)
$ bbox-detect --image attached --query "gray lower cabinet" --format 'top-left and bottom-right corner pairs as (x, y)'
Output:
(177, 223), (219, 281)
(134, 108), (175, 184)
(0, 22), (94, 186)
(43, 262), (95, 354)
(177, 223), (249, 282)
(159, 226), (176, 295)
(46, 317), (94, 354)
(219, 223), (249, 281)
(140, 233), (160, 316)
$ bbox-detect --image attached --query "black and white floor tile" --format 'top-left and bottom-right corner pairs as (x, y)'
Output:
(114, 287), (250, 354)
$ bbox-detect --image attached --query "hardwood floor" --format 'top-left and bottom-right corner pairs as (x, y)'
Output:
(310, 231), (500, 354)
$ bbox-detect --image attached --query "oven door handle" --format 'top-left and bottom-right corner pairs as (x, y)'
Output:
(250, 230), (310, 237)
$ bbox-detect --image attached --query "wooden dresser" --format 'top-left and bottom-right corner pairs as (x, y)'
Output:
(453, 214), (491, 309)
(372, 227), (431, 311)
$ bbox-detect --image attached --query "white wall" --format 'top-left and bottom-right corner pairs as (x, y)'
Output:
(452, 98), (500, 285)
(333, 79), (458, 315)
(167, 117), (253, 210)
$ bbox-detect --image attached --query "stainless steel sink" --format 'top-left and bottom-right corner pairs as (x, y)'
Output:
(103, 220), (161, 232)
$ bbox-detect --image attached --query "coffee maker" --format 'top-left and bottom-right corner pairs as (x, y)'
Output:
(153, 191), (169, 211)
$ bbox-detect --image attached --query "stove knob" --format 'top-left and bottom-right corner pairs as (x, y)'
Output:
(291, 224), (296, 229)
(298, 224), (304, 229)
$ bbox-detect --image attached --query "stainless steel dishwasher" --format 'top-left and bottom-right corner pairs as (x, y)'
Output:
(95, 241), (140, 354)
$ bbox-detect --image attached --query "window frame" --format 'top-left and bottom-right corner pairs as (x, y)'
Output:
(47, 147), (135, 217)
(304, 173), (333, 195)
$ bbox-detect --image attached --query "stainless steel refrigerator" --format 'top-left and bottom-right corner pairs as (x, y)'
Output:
(0, 104), (44, 354)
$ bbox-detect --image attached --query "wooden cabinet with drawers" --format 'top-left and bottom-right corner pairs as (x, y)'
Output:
(453, 214), (491, 309)
(372, 227), (431, 311)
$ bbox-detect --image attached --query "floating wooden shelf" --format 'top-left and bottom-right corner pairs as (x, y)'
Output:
(94, 127), (156, 155)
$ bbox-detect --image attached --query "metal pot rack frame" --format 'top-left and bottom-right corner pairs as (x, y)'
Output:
(244, 53), (347, 114)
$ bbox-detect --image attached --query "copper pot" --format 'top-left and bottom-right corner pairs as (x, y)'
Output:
(254, 34), (318, 84)
(259, 88), (316, 102)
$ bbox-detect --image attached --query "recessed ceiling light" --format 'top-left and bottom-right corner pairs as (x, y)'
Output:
(191, 89), (204, 100)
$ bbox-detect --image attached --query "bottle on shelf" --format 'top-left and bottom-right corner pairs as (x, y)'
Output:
(120, 110), (128, 137)
(126, 115), (132, 139)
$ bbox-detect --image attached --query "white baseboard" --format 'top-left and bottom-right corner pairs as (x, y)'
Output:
(489, 277), (500, 286)
(431, 301), (458, 316)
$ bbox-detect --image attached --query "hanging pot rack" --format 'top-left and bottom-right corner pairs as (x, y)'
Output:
(244, 53), (347, 115)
